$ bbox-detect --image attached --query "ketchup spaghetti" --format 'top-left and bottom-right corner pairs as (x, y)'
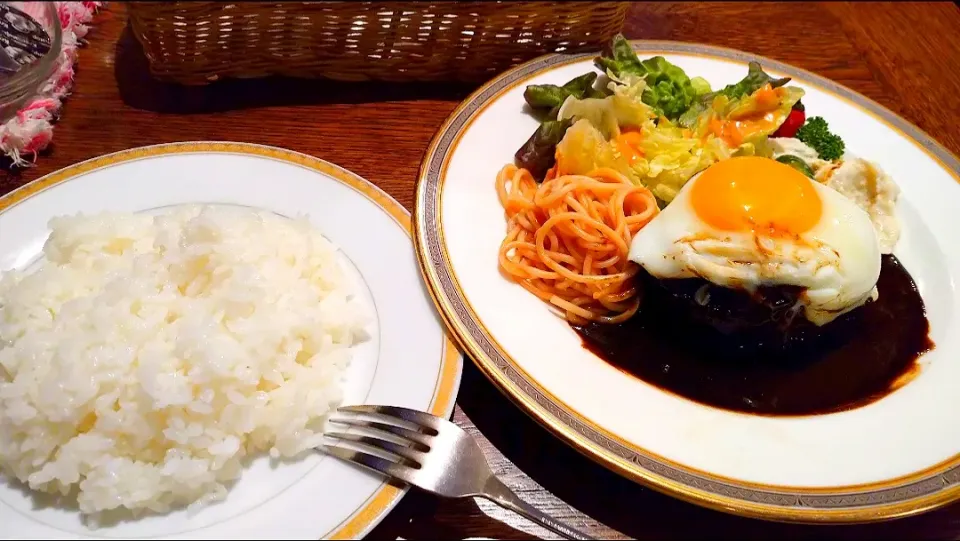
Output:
(496, 164), (659, 324)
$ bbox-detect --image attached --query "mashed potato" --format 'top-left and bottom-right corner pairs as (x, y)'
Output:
(822, 158), (901, 254)
(770, 137), (901, 254)
(0, 205), (370, 515)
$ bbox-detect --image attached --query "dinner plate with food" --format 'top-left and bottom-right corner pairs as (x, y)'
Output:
(415, 36), (960, 522)
(0, 142), (462, 539)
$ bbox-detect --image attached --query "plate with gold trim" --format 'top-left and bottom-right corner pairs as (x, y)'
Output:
(414, 41), (960, 523)
(0, 142), (462, 539)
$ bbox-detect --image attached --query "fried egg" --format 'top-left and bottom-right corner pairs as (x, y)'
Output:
(628, 156), (881, 326)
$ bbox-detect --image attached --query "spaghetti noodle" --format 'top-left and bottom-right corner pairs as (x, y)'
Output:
(496, 164), (659, 324)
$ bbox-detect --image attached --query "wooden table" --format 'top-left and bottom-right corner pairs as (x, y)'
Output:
(3, 2), (960, 539)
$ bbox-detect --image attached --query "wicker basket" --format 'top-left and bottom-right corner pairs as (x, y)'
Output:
(126, 2), (629, 85)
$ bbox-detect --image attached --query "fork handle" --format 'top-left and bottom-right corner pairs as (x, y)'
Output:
(480, 477), (596, 540)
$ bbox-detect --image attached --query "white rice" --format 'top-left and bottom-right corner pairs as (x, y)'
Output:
(0, 205), (370, 515)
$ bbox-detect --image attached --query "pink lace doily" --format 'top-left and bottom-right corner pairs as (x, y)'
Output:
(0, 1), (102, 167)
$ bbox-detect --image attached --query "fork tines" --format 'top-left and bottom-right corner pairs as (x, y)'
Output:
(322, 405), (439, 484)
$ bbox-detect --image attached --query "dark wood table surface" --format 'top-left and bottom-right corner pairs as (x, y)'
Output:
(3, 2), (960, 539)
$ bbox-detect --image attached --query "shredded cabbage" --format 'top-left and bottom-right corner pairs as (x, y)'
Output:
(555, 118), (727, 203)
(553, 75), (802, 203)
(634, 123), (726, 202)
(557, 75), (653, 138)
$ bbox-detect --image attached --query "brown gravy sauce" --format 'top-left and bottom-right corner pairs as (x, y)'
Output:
(571, 255), (933, 416)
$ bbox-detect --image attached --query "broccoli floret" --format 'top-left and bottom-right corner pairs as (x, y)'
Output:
(795, 116), (845, 161)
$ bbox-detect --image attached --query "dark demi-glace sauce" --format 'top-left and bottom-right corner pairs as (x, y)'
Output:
(571, 255), (934, 416)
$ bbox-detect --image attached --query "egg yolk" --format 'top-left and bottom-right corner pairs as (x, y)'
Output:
(690, 156), (822, 235)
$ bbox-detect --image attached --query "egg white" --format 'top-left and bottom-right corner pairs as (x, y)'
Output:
(628, 174), (882, 326)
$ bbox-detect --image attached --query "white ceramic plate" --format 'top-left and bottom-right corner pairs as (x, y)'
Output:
(0, 142), (462, 539)
(415, 41), (960, 523)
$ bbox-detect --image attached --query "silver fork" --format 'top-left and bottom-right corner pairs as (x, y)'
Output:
(322, 405), (596, 541)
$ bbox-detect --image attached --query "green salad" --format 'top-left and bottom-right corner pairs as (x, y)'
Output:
(515, 34), (846, 203)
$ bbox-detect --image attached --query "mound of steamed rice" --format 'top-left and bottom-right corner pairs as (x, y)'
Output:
(0, 205), (369, 514)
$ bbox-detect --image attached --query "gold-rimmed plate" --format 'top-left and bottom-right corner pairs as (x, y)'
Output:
(0, 142), (462, 539)
(414, 41), (960, 523)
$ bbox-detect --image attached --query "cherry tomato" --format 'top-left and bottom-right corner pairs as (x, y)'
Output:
(773, 109), (806, 138)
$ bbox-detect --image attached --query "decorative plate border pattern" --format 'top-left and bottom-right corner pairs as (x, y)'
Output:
(414, 41), (960, 523)
(0, 142), (463, 540)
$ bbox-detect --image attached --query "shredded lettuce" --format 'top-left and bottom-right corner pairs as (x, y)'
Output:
(690, 76), (712, 96)
(716, 62), (791, 100)
(546, 35), (804, 204)
(689, 85), (805, 145)
(523, 72), (607, 113)
(679, 62), (792, 128)
(635, 56), (701, 120)
(594, 34), (701, 120)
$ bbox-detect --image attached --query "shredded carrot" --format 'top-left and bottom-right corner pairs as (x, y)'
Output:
(754, 83), (778, 109)
(614, 130), (644, 164)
